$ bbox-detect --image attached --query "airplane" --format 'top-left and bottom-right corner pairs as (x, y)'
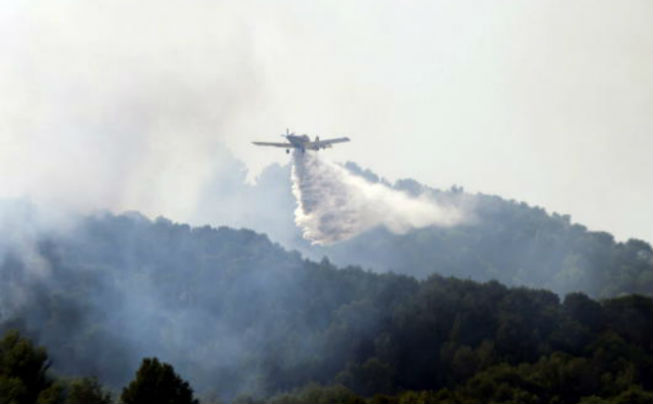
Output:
(252, 129), (350, 154)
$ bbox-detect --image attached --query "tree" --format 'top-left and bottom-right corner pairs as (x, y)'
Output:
(335, 358), (395, 396)
(0, 330), (53, 404)
(35, 381), (65, 404)
(67, 377), (111, 404)
(121, 357), (198, 404)
(563, 292), (602, 331)
(268, 383), (364, 404)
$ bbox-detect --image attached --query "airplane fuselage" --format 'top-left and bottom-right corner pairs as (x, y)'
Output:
(252, 130), (349, 153)
(286, 134), (327, 152)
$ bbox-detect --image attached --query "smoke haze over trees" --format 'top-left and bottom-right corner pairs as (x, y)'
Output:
(0, 141), (651, 403)
(194, 157), (652, 299)
(1, 2), (650, 402)
(0, 204), (651, 402)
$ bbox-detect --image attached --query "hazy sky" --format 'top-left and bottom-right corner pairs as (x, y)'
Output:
(1, 0), (651, 242)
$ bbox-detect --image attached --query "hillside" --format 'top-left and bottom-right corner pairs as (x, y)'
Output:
(1, 208), (651, 402)
(201, 161), (653, 298)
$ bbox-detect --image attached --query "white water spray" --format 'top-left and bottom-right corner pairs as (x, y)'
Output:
(291, 151), (467, 244)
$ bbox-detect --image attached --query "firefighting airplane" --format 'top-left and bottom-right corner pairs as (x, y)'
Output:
(252, 129), (350, 153)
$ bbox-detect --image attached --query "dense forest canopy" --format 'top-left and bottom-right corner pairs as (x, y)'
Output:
(1, 204), (651, 402)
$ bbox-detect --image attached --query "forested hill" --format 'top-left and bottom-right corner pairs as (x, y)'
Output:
(315, 169), (653, 298)
(1, 210), (651, 403)
(205, 161), (653, 299)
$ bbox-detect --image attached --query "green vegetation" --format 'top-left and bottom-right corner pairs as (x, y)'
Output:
(175, 161), (653, 298)
(216, 161), (653, 298)
(2, 325), (651, 403)
(121, 358), (198, 404)
(320, 165), (653, 298)
(1, 211), (651, 402)
(67, 377), (112, 404)
(0, 330), (60, 404)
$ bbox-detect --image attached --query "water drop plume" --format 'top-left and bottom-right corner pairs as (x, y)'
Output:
(291, 151), (467, 244)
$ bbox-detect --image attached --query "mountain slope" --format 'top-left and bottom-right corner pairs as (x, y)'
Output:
(212, 161), (652, 298)
(1, 209), (651, 401)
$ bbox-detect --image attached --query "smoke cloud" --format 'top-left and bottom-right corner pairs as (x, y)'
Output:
(291, 151), (466, 244)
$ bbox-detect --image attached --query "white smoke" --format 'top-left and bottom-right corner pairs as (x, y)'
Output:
(291, 151), (467, 244)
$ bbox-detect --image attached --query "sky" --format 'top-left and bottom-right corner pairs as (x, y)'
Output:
(1, 0), (651, 242)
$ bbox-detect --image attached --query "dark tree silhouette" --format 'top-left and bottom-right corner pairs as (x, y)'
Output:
(0, 330), (54, 404)
(121, 357), (198, 404)
(67, 377), (112, 404)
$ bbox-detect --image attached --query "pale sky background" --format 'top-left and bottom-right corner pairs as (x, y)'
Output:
(1, 0), (651, 242)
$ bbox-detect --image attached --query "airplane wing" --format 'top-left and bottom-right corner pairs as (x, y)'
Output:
(252, 141), (293, 148)
(311, 137), (350, 148)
